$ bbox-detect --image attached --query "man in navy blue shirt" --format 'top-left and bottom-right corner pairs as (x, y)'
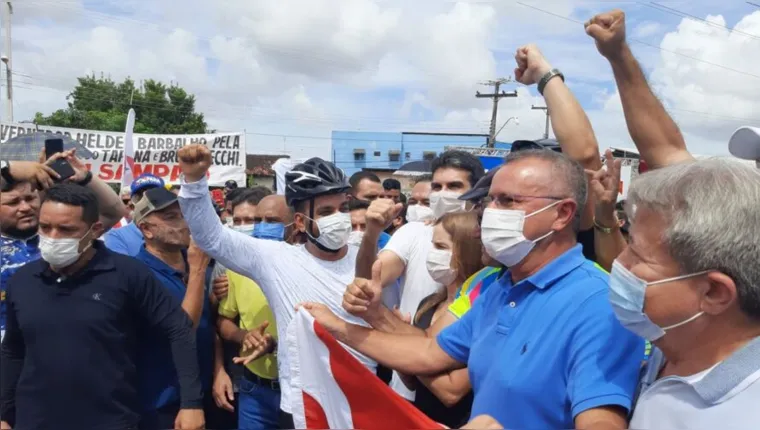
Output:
(304, 149), (644, 429)
(0, 183), (203, 430)
(131, 187), (217, 430)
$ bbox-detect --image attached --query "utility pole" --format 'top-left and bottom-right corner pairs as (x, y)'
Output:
(1, 1), (12, 123)
(532, 105), (549, 139)
(477, 78), (517, 147)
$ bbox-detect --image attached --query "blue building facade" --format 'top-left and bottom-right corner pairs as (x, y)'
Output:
(331, 131), (511, 176)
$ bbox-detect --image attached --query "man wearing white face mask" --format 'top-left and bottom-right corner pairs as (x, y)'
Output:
(610, 158), (760, 429)
(311, 149), (643, 429)
(404, 175), (433, 223)
(0, 184), (204, 430)
(175, 145), (376, 428)
(353, 150), (484, 400)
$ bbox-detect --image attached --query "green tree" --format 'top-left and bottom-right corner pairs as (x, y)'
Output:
(34, 74), (209, 134)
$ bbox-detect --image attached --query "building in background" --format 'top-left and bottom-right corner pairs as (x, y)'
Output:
(331, 131), (512, 180)
(246, 154), (289, 189)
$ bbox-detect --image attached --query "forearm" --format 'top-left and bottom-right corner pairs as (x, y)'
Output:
(169, 326), (204, 409)
(543, 77), (601, 230)
(213, 334), (225, 374)
(417, 368), (471, 407)
(217, 316), (245, 344)
(543, 78), (602, 170)
(609, 44), (693, 168)
(0, 347), (23, 424)
(88, 175), (126, 231)
(335, 321), (457, 375)
(178, 177), (262, 278)
(183, 266), (208, 328)
(356, 228), (381, 278)
(593, 206), (627, 272)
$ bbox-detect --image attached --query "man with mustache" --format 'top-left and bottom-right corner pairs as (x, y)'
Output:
(132, 187), (216, 430)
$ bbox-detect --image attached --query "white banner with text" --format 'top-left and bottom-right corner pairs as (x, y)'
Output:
(0, 122), (246, 186)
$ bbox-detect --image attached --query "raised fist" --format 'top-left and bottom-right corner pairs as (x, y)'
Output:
(585, 9), (627, 59)
(365, 198), (403, 233)
(514, 44), (552, 86)
(177, 144), (212, 183)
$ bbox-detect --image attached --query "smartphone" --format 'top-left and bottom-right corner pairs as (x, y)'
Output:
(49, 158), (76, 182)
(45, 138), (64, 160)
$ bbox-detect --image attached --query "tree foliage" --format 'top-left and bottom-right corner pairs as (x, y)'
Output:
(34, 75), (209, 134)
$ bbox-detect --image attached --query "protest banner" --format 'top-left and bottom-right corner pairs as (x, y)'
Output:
(0, 122), (246, 186)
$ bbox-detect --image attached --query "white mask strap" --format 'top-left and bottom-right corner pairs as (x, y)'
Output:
(525, 199), (563, 219)
(662, 311), (705, 331)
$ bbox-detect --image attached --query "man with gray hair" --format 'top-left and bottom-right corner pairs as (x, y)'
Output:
(302, 148), (644, 429)
(610, 158), (760, 429)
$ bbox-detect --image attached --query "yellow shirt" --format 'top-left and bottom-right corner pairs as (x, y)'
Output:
(218, 271), (278, 379)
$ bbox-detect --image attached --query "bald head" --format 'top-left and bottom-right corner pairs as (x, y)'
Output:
(256, 195), (292, 224)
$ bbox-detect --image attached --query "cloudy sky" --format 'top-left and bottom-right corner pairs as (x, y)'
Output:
(4, 0), (759, 160)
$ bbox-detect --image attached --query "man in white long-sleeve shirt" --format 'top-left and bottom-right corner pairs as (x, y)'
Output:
(176, 145), (376, 428)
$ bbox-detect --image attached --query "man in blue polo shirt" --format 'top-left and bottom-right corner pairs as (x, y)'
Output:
(104, 173), (165, 256)
(132, 187), (216, 430)
(303, 149), (644, 429)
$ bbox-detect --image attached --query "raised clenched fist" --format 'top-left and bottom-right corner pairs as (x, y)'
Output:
(365, 198), (403, 233)
(585, 9), (627, 59)
(514, 44), (552, 86)
(177, 144), (212, 183)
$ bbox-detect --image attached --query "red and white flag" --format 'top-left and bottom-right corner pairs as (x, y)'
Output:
(288, 308), (444, 429)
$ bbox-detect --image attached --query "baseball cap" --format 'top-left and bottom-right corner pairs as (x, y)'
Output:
(459, 166), (501, 201)
(133, 187), (179, 224)
(728, 126), (760, 160)
(510, 139), (562, 153)
(131, 174), (165, 195)
(224, 180), (239, 191)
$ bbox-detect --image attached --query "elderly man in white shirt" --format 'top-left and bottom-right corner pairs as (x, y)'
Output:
(609, 157), (760, 429)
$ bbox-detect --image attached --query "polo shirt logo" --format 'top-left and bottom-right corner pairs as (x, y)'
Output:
(92, 293), (102, 301)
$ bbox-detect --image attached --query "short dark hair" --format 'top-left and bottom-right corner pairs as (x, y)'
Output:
(382, 178), (401, 191)
(431, 150), (485, 187)
(347, 198), (370, 212)
(42, 183), (99, 225)
(224, 188), (245, 205)
(231, 187), (272, 212)
(349, 171), (381, 190)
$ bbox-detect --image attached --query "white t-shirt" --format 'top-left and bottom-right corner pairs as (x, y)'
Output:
(179, 178), (376, 413)
(380, 221), (441, 400)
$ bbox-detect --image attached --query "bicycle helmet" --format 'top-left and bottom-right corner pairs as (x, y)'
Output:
(285, 157), (350, 207)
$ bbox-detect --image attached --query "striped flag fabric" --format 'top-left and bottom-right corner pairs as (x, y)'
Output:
(288, 308), (444, 429)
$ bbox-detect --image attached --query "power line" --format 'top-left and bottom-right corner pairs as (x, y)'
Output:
(515, 2), (760, 80)
(643, 2), (760, 41)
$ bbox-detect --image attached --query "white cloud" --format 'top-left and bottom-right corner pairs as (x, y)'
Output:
(2, 1), (754, 161)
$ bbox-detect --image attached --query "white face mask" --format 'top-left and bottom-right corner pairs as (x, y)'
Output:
(481, 201), (561, 267)
(429, 191), (465, 219)
(39, 227), (93, 269)
(347, 230), (364, 247)
(232, 223), (255, 236)
(406, 204), (435, 223)
(305, 212), (352, 251)
(426, 248), (457, 285)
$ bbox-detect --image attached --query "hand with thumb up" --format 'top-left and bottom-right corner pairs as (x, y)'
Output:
(343, 259), (384, 318)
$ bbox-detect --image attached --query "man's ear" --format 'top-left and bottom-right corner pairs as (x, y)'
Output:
(91, 221), (104, 239)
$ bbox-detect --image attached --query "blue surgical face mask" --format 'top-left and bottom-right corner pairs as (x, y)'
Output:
(609, 260), (708, 341)
(253, 222), (286, 241)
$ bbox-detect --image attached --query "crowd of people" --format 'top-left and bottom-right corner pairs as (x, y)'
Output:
(2, 8), (760, 430)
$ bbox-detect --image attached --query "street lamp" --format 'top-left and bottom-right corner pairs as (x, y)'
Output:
(1, 54), (11, 123)
(494, 116), (519, 140)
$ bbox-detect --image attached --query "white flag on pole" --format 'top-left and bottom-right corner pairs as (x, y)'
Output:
(121, 108), (136, 188)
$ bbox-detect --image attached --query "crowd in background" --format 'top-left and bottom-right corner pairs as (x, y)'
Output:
(2, 8), (760, 430)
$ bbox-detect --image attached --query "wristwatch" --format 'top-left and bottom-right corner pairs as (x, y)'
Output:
(0, 160), (14, 184)
(76, 170), (94, 187)
(538, 69), (565, 96)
